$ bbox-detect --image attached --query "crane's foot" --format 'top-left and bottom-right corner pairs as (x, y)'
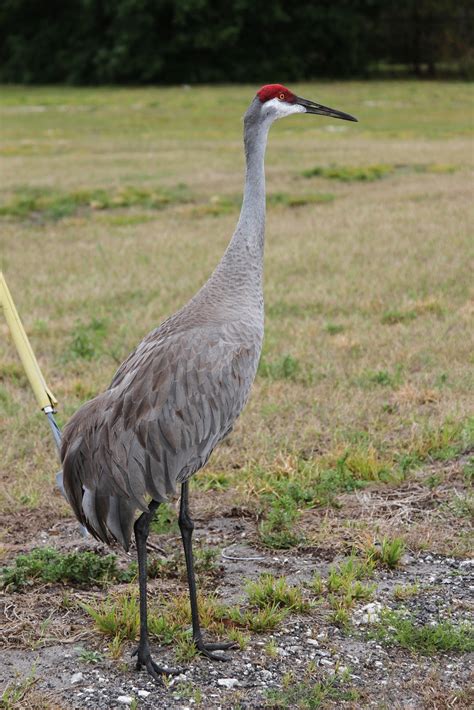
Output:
(132, 646), (182, 683)
(194, 636), (238, 662)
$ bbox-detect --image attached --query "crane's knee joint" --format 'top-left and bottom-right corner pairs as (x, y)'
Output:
(178, 512), (194, 533)
(134, 513), (151, 539)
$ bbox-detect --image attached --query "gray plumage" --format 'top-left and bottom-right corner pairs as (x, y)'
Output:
(61, 98), (267, 549)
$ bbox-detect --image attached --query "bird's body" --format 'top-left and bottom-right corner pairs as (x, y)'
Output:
(61, 287), (263, 549)
(60, 86), (356, 679)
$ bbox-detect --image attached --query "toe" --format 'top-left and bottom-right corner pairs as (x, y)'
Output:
(150, 659), (182, 677)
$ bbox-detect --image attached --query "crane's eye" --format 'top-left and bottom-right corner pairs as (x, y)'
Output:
(279, 93), (285, 101)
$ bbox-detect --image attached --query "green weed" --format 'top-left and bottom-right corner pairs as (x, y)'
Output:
(265, 638), (279, 657)
(149, 502), (179, 534)
(409, 418), (473, 462)
(0, 183), (192, 220)
(245, 574), (311, 613)
(226, 628), (250, 650)
(372, 610), (474, 654)
(83, 592), (140, 644)
(268, 192), (334, 207)
(77, 647), (104, 664)
(194, 547), (220, 575)
(325, 556), (376, 605)
(259, 500), (303, 549)
(381, 309), (418, 325)
(258, 354), (301, 381)
(266, 666), (358, 707)
(66, 317), (108, 361)
(1, 548), (128, 591)
(1, 666), (37, 709)
(357, 367), (403, 388)
(324, 322), (345, 335)
(328, 599), (351, 628)
(393, 582), (420, 600)
(234, 604), (289, 632)
(367, 537), (406, 568)
(303, 164), (394, 181)
(193, 471), (230, 491)
(148, 614), (182, 645)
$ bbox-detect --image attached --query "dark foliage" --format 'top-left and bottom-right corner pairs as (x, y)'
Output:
(0, 1), (472, 84)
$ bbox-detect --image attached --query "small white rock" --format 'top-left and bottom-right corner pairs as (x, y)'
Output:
(138, 690), (150, 697)
(307, 639), (319, 647)
(117, 696), (134, 706)
(217, 678), (239, 689)
(354, 602), (383, 625)
(70, 673), (83, 685)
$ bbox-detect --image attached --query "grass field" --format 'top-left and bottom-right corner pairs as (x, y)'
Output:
(1, 82), (473, 708)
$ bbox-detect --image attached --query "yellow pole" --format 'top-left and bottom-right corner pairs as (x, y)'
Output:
(0, 271), (58, 410)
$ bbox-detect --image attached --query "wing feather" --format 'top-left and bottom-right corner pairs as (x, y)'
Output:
(61, 324), (261, 548)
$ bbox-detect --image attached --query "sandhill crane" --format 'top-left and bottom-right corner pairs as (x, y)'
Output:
(60, 85), (357, 680)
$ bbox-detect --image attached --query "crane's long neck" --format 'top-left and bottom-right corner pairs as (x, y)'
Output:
(211, 107), (270, 298)
(235, 117), (269, 254)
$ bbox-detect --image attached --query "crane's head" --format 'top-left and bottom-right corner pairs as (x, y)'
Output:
(255, 84), (357, 123)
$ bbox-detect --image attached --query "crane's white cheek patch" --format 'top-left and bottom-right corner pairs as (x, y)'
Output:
(263, 98), (306, 121)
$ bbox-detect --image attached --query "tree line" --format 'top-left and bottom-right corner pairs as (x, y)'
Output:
(0, 0), (472, 84)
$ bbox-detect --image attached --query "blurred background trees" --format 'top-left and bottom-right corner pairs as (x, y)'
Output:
(0, 0), (472, 84)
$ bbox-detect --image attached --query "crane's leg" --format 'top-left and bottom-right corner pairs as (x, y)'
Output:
(132, 500), (181, 682)
(179, 481), (237, 661)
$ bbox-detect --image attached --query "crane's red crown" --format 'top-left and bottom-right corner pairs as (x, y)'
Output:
(257, 84), (296, 104)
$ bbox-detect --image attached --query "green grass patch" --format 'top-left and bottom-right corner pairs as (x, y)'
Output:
(268, 192), (335, 207)
(149, 502), (179, 534)
(393, 582), (420, 600)
(82, 592), (140, 644)
(357, 367), (404, 388)
(66, 317), (108, 361)
(0, 361), (28, 387)
(77, 647), (105, 664)
(410, 418), (473, 462)
(259, 499), (303, 549)
(1, 548), (131, 591)
(303, 164), (394, 181)
(1, 666), (37, 709)
(84, 587), (292, 660)
(313, 555), (376, 616)
(147, 545), (219, 581)
(367, 537), (405, 568)
(324, 322), (345, 335)
(248, 450), (391, 550)
(0, 183), (192, 220)
(258, 353), (302, 382)
(266, 666), (359, 708)
(372, 610), (474, 654)
(193, 470), (230, 491)
(381, 309), (418, 325)
(245, 574), (311, 613)
(302, 162), (459, 183)
(234, 604), (289, 632)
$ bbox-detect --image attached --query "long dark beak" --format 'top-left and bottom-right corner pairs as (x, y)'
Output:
(296, 96), (357, 122)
